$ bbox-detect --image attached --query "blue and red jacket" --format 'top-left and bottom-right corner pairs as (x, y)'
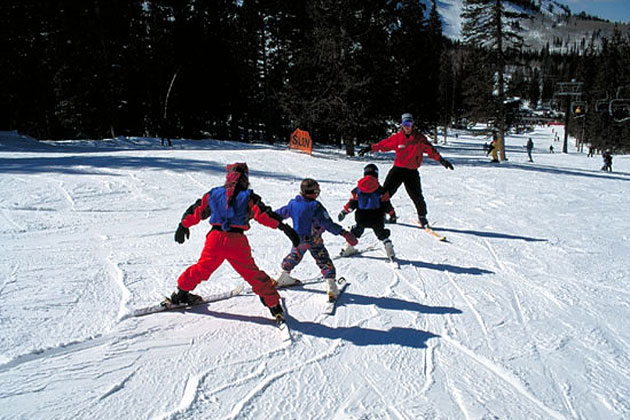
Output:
(342, 175), (394, 226)
(275, 195), (343, 239)
(180, 187), (281, 232)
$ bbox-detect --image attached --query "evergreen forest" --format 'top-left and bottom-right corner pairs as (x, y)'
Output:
(2, 0), (629, 152)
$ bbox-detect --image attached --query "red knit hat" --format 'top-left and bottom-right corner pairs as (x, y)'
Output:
(224, 162), (249, 208)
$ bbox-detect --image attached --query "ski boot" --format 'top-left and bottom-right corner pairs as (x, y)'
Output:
(274, 271), (299, 287)
(326, 278), (340, 302)
(269, 303), (286, 325)
(383, 238), (396, 261)
(167, 287), (203, 306)
(340, 243), (359, 257)
(418, 216), (429, 229)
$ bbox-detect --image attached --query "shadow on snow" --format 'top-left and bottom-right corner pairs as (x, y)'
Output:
(415, 225), (548, 243)
(192, 290), (459, 348)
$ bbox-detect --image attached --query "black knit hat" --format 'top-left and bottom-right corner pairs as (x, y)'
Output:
(363, 163), (379, 177)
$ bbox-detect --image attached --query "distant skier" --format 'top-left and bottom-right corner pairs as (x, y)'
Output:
(274, 178), (358, 301)
(526, 137), (534, 162)
(487, 133), (499, 163)
(549, 145), (554, 153)
(168, 163), (300, 324)
(601, 151), (613, 172)
(358, 113), (454, 228)
(338, 163), (397, 261)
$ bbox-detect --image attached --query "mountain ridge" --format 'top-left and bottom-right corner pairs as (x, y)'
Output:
(430, 0), (630, 52)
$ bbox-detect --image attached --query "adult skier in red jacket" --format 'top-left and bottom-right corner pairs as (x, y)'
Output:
(168, 162), (300, 323)
(358, 113), (453, 227)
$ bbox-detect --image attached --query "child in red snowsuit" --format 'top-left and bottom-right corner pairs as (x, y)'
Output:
(169, 163), (299, 322)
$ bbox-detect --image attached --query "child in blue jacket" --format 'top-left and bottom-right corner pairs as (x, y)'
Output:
(274, 178), (357, 300)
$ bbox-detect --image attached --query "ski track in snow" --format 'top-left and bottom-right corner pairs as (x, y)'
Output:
(223, 341), (345, 420)
(443, 336), (568, 420)
(1, 127), (629, 419)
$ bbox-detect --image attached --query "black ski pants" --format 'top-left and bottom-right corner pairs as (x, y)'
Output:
(383, 166), (427, 218)
(350, 223), (390, 241)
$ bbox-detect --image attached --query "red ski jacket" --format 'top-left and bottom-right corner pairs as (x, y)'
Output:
(371, 130), (441, 170)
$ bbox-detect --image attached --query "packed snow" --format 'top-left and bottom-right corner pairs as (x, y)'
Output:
(0, 125), (628, 419)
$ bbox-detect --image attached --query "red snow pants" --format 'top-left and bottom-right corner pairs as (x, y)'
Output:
(177, 230), (280, 307)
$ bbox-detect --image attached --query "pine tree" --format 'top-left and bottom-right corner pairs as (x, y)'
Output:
(461, 0), (533, 160)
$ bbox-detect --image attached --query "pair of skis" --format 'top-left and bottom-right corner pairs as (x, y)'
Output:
(336, 243), (399, 268)
(127, 276), (349, 343)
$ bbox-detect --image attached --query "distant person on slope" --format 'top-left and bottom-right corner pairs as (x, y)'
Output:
(601, 150), (613, 172)
(358, 113), (454, 228)
(274, 178), (358, 301)
(168, 162), (300, 325)
(526, 137), (534, 162)
(338, 163), (397, 261)
(487, 133), (499, 163)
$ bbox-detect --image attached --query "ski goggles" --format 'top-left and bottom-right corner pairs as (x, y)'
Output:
(402, 120), (413, 127)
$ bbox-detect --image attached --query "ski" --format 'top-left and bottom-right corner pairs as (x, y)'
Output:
(334, 244), (379, 259)
(424, 226), (446, 241)
(413, 221), (447, 241)
(323, 281), (349, 315)
(242, 276), (328, 296)
(128, 284), (245, 318)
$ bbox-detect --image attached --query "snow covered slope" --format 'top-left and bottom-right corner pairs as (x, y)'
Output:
(0, 126), (628, 419)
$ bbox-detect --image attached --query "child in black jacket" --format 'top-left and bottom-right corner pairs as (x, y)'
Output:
(338, 164), (396, 260)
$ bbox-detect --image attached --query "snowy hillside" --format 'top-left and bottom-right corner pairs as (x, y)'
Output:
(434, 0), (630, 51)
(1, 126), (629, 419)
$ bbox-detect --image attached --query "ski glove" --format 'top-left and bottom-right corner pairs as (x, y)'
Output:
(175, 223), (190, 244)
(278, 222), (300, 248)
(439, 157), (454, 170)
(357, 146), (372, 156)
(341, 229), (358, 246)
(338, 210), (348, 221)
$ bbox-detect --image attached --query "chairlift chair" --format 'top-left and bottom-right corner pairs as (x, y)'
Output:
(609, 99), (630, 123)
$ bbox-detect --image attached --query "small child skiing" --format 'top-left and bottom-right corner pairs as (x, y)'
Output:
(274, 178), (358, 301)
(168, 162), (300, 325)
(338, 164), (396, 261)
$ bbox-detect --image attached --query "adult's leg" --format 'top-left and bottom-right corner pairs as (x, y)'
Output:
(382, 166), (405, 198)
(402, 169), (427, 219)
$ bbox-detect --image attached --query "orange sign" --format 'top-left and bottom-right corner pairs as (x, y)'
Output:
(289, 128), (312, 154)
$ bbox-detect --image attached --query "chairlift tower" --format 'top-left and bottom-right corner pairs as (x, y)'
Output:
(554, 81), (583, 153)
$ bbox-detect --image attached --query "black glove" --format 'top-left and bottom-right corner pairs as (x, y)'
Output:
(357, 145), (372, 156)
(338, 210), (348, 221)
(439, 157), (454, 170)
(175, 223), (190, 244)
(278, 222), (300, 247)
